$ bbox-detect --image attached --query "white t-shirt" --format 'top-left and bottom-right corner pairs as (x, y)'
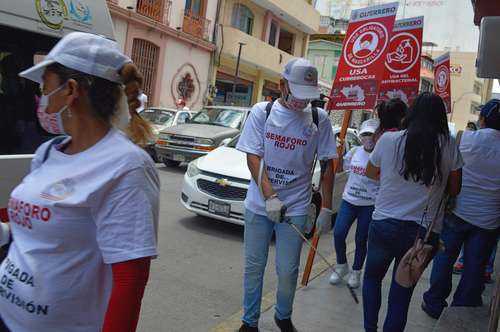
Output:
(370, 131), (463, 232)
(342, 147), (379, 206)
(453, 129), (500, 229)
(237, 101), (337, 216)
(137, 93), (148, 113)
(0, 129), (160, 332)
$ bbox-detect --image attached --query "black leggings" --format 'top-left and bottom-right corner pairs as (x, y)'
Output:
(0, 316), (9, 332)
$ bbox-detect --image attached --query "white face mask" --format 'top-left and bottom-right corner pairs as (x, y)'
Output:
(360, 135), (375, 151)
(37, 84), (69, 135)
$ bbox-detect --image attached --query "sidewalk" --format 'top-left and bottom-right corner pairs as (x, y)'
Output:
(257, 245), (499, 332)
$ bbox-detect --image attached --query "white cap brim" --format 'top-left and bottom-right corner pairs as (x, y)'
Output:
(288, 81), (320, 100)
(359, 127), (377, 135)
(19, 59), (56, 84)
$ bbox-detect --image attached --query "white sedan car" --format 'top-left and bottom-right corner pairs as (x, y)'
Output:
(181, 128), (360, 225)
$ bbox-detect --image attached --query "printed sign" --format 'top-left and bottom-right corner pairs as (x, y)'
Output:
(450, 64), (463, 76)
(329, 2), (399, 110)
(434, 52), (451, 113)
(378, 16), (424, 106)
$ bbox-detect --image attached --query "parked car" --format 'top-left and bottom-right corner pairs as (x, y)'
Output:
(155, 106), (250, 167)
(180, 127), (361, 226)
(139, 107), (194, 161)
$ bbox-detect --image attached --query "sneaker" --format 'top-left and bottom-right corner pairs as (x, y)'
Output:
(238, 322), (259, 332)
(453, 262), (464, 274)
(329, 263), (348, 285)
(421, 301), (441, 320)
(347, 270), (362, 289)
(484, 272), (494, 284)
(274, 316), (298, 332)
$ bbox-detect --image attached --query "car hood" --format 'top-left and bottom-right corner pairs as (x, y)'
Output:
(161, 124), (239, 140)
(196, 147), (250, 181)
(152, 124), (170, 133)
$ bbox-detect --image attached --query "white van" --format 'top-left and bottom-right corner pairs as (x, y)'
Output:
(0, 1), (116, 209)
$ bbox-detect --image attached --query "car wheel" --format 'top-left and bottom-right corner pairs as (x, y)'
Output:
(163, 159), (181, 167)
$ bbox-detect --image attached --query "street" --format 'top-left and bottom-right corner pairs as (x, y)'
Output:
(137, 164), (336, 332)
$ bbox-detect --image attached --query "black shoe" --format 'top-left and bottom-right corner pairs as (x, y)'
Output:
(238, 322), (259, 332)
(274, 316), (298, 332)
(421, 301), (441, 319)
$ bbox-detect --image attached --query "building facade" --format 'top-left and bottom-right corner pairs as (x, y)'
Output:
(107, 0), (217, 110)
(432, 51), (493, 131)
(212, 0), (320, 106)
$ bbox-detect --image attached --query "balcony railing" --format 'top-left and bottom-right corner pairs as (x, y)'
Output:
(182, 10), (211, 41)
(136, 0), (171, 25)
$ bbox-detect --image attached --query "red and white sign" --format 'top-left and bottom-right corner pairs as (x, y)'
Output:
(379, 16), (424, 106)
(434, 52), (451, 113)
(329, 2), (399, 110)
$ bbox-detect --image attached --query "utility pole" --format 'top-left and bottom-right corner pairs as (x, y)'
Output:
(231, 42), (245, 105)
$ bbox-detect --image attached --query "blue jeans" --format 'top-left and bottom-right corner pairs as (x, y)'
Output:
(242, 210), (307, 327)
(334, 200), (374, 270)
(363, 218), (439, 332)
(457, 237), (498, 273)
(423, 213), (500, 317)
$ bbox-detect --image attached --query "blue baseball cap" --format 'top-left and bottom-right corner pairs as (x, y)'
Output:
(480, 99), (500, 119)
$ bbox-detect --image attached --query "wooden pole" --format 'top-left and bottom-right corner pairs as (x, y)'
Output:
(301, 109), (353, 286)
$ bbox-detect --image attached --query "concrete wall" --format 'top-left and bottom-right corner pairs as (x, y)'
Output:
(112, 16), (128, 51)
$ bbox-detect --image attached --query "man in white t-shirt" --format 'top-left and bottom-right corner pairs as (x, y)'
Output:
(137, 92), (148, 113)
(236, 58), (337, 332)
(422, 99), (500, 319)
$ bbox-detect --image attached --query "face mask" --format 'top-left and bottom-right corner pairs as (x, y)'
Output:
(360, 135), (375, 151)
(285, 93), (310, 111)
(37, 84), (69, 135)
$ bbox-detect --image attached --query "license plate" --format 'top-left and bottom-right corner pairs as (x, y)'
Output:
(208, 200), (230, 217)
(172, 154), (185, 162)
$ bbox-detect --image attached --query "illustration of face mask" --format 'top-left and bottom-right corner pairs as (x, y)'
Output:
(37, 84), (69, 135)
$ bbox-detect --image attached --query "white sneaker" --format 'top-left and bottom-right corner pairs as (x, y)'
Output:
(348, 270), (362, 289)
(329, 264), (348, 285)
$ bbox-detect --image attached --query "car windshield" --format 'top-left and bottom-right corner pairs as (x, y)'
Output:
(140, 109), (175, 127)
(190, 108), (245, 129)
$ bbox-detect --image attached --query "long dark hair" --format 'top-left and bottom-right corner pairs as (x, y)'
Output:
(400, 93), (450, 186)
(376, 98), (407, 130)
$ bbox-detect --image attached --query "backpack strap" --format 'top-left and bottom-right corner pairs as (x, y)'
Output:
(312, 107), (319, 128)
(265, 101), (274, 120)
(42, 136), (67, 163)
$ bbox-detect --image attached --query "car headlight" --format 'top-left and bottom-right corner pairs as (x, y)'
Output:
(186, 161), (201, 178)
(159, 133), (170, 140)
(194, 138), (214, 145)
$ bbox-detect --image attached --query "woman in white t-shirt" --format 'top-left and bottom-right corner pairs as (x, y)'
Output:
(362, 92), (463, 332)
(328, 119), (379, 289)
(0, 32), (159, 332)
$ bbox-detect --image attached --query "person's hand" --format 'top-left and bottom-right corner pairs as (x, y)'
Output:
(316, 208), (333, 235)
(265, 194), (285, 223)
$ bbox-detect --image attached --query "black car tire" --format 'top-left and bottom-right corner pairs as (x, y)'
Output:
(163, 159), (181, 167)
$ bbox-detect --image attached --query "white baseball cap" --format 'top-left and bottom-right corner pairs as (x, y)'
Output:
(282, 58), (320, 100)
(359, 119), (380, 135)
(19, 32), (131, 84)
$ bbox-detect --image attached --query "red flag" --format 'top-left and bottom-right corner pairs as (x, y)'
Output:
(434, 52), (452, 113)
(329, 2), (399, 111)
(378, 16), (424, 107)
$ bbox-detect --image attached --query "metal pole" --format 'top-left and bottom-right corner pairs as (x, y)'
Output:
(232, 42), (245, 105)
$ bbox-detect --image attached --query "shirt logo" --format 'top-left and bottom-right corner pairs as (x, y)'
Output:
(40, 179), (76, 201)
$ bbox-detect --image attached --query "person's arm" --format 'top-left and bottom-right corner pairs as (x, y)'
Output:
(321, 159), (335, 209)
(365, 161), (380, 181)
(247, 153), (274, 199)
(102, 258), (151, 332)
(446, 169), (462, 197)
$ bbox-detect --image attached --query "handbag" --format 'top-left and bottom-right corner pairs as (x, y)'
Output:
(395, 193), (446, 288)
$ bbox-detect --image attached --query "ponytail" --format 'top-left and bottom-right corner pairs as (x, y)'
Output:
(120, 63), (155, 147)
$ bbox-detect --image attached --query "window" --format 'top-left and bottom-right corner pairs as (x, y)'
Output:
(470, 101), (481, 115)
(313, 55), (326, 79)
(278, 29), (295, 55)
(473, 81), (482, 95)
(421, 79), (432, 93)
(177, 112), (191, 124)
(231, 4), (254, 35)
(131, 39), (159, 103)
(185, 0), (206, 17)
(268, 21), (278, 47)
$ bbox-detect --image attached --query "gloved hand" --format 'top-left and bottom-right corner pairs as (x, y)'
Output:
(0, 223), (11, 247)
(315, 208), (333, 235)
(265, 194), (285, 223)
